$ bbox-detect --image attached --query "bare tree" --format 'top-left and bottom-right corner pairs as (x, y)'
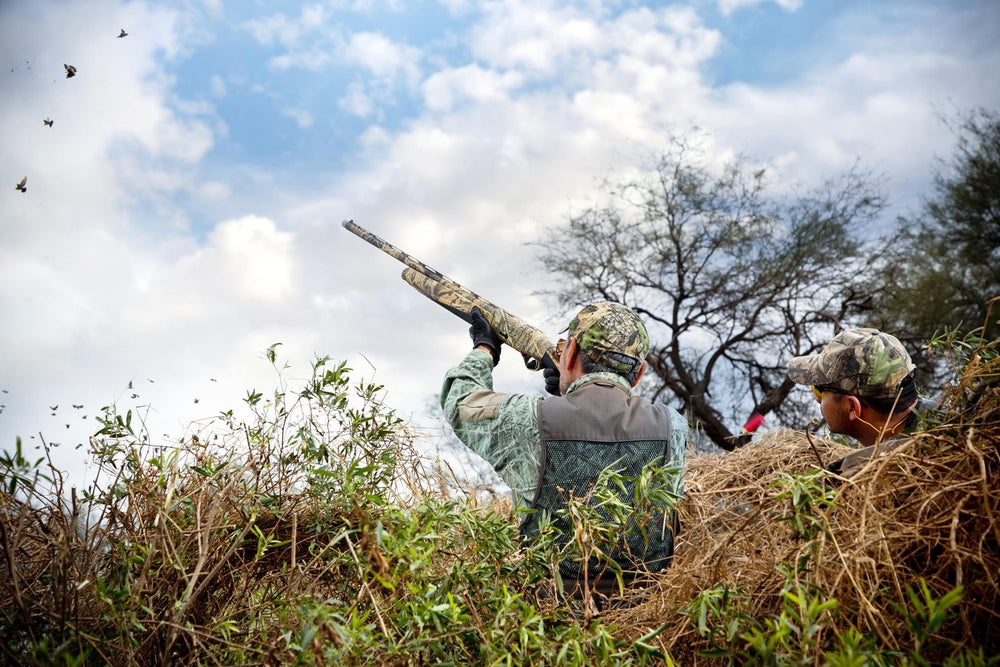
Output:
(537, 136), (887, 450)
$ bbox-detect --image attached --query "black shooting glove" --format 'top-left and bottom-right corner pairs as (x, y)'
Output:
(469, 306), (502, 366)
(541, 354), (561, 396)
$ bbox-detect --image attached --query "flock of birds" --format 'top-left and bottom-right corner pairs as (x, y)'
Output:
(9, 26), (227, 455)
(8, 374), (222, 451)
(13, 28), (127, 194)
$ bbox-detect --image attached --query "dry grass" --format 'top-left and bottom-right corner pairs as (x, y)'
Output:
(0, 369), (449, 664)
(611, 348), (1000, 662)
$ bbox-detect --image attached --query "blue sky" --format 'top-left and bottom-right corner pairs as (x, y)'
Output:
(2, 0), (999, 485)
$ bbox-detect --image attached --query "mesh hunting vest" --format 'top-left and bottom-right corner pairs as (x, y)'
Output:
(523, 378), (676, 579)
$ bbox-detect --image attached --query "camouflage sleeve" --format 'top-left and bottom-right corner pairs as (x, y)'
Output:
(440, 349), (542, 511)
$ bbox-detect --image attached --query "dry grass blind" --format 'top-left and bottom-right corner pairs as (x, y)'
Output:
(612, 346), (1000, 662)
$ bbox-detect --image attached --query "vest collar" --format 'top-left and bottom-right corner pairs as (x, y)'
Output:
(565, 371), (632, 396)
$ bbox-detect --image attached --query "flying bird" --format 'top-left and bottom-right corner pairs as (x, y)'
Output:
(64, 64), (77, 78)
(43, 118), (54, 127)
(50, 405), (58, 411)
(15, 176), (27, 192)
(117, 29), (128, 38)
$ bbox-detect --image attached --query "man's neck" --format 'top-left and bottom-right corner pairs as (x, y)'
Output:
(856, 408), (911, 447)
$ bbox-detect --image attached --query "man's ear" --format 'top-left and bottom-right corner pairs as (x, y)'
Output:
(845, 395), (863, 420)
(630, 361), (648, 388)
(564, 337), (579, 365)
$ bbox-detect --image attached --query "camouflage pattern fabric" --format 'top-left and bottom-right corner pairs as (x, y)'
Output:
(441, 349), (688, 514)
(441, 349), (543, 510)
(787, 328), (915, 398)
(565, 302), (650, 374)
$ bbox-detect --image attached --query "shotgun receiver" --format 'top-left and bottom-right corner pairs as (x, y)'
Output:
(342, 220), (558, 371)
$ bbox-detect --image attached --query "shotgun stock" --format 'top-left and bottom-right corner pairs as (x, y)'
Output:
(342, 220), (558, 371)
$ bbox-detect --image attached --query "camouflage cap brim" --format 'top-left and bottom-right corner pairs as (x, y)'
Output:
(786, 328), (916, 398)
(787, 353), (834, 386)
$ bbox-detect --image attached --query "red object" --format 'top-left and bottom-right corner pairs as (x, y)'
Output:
(742, 413), (764, 433)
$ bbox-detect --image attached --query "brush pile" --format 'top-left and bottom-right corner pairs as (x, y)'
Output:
(613, 335), (1000, 662)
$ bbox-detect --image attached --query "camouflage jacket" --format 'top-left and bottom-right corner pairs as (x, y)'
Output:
(441, 349), (688, 513)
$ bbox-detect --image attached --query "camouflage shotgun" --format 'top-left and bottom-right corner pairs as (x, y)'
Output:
(342, 220), (558, 371)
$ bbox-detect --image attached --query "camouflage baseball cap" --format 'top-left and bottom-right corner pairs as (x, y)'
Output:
(787, 328), (915, 398)
(564, 301), (650, 374)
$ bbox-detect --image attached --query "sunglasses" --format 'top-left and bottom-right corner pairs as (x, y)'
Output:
(811, 385), (850, 401)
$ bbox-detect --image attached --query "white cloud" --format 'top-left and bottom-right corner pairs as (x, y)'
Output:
(210, 75), (226, 98)
(468, 3), (719, 81)
(423, 65), (524, 111)
(718, 0), (803, 16)
(199, 181), (231, 201)
(342, 31), (422, 86)
(283, 107), (315, 128)
(166, 215), (298, 304)
(359, 124), (391, 149)
(200, 0), (224, 17)
(700, 7), (1000, 203)
(243, 5), (328, 48)
(243, 5), (340, 71)
(339, 80), (376, 118)
(270, 48), (333, 70)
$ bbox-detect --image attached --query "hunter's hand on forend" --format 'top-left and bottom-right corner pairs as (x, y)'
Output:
(469, 306), (502, 366)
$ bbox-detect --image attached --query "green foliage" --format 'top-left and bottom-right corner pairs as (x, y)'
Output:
(0, 347), (680, 666)
(0, 437), (48, 496)
(684, 584), (761, 659)
(680, 569), (981, 666)
(891, 580), (965, 664)
(870, 107), (1000, 388)
(772, 470), (836, 543)
(553, 460), (680, 604)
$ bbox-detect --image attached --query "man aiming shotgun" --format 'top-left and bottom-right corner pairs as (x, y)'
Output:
(344, 220), (687, 603)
